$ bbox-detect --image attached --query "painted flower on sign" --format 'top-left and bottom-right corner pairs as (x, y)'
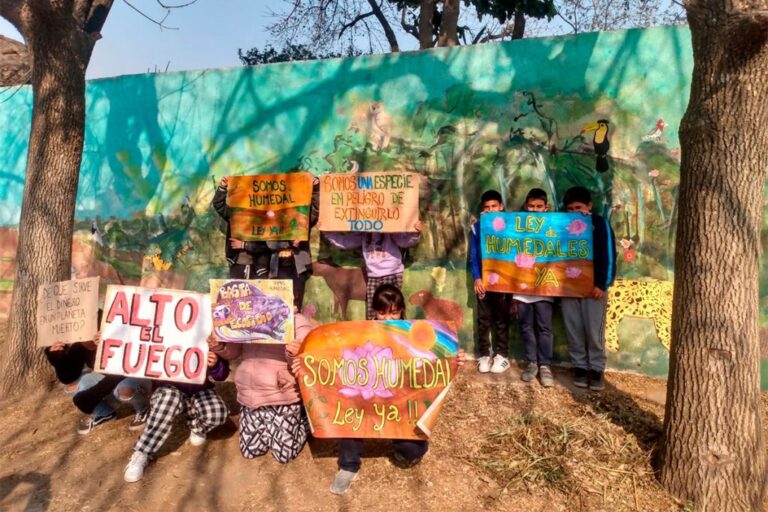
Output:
(338, 342), (396, 400)
(515, 254), (536, 269)
(619, 238), (633, 249)
(487, 273), (500, 285)
(649, 169), (660, 178)
(566, 219), (588, 236)
(623, 249), (637, 263)
(492, 216), (506, 231)
(565, 267), (582, 278)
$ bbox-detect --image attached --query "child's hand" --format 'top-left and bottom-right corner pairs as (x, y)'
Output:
(312, 176), (320, 186)
(207, 334), (223, 353)
(292, 240), (301, 248)
(413, 220), (423, 232)
(49, 341), (66, 352)
(590, 287), (606, 300)
(207, 352), (219, 368)
(83, 332), (100, 351)
(457, 349), (466, 368)
(289, 357), (302, 377)
(474, 278), (486, 299)
(229, 238), (245, 250)
(219, 176), (229, 189)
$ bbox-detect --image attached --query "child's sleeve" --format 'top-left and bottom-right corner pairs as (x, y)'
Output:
(309, 180), (320, 228)
(592, 216), (617, 291)
(468, 223), (482, 280)
(209, 357), (231, 382)
(391, 231), (421, 248)
(324, 232), (362, 249)
(212, 186), (229, 221)
(44, 344), (84, 384)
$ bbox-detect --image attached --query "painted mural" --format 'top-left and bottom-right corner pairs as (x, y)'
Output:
(1, 25), (763, 383)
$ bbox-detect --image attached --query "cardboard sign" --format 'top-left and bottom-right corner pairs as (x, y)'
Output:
(36, 277), (100, 347)
(209, 279), (295, 343)
(296, 320), (459, 440)
(227, 172), (313, 241)
(318, 171), (420, 232)
(95, 285), (211, 385)
(481, 212), (594, 297)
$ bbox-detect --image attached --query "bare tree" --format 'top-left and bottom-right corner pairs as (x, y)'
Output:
(539, 0), (684, 35)
(659, 0), (767, 507)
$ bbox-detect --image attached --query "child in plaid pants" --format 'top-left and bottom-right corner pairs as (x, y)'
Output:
(324, 221), (422, 319)
(123, 351), (230, 483)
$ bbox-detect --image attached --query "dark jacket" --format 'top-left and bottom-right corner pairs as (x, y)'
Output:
(267, 180), (320, 276)
(164, 356), (230, 397)
(468, 221), (483, 281)
(212, 185), (271, 267)
(44, 343), (123, 414)
(591, 214), (617, 291)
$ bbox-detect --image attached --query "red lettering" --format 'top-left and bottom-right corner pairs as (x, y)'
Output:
(100, 338), (122, 369)
(139, 325), (152, 342)
(151, 326), (165, 343)
(144, 344), (164, 378)
(183, 347), (205, 380)
(129, 294), (151, 328)
(149, 293), (173, 327)
(122, 342), (147, 375)
(106, 292), (129, 324)
(174, 297), (199, 332)
(164, 345), (182, 378)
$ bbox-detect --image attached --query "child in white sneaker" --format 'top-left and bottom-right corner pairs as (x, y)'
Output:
(124, 346), (229, 483)
(469, 190), (511, 373)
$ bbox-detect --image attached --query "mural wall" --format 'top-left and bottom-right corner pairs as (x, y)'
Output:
(1, 25), (762, 383)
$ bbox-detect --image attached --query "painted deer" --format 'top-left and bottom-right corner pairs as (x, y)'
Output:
(409, 290), (465, 328)
(311, 259), (366, 320)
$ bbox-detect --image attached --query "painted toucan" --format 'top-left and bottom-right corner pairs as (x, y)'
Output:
(581, 119), (610, 173)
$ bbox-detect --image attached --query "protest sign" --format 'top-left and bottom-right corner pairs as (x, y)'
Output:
(36, 277), (100, 347)
(318, 171), (420, 232)
(209, 279), (294, 343)
(481, 212), (594, 297)
(296, 320), (459, 440)
(95, 285), (211, 385)
(227, 172), (313, 241)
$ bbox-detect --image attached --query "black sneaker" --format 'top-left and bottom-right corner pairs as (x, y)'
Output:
(589, 370), (605, 391)
(392, 450), (423, 469)
(77, 412), (116, 435)
(573, 368), (588, 388)
(128, 408), (149, 431)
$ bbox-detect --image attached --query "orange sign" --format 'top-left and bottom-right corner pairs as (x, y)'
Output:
(318, 172), (420, 232)
(227, 172), (313, 241)
(296, 320), (459, 440)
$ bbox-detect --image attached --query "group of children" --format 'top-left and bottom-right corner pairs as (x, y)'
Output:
(44, 178), (612, 495)
(469, 186), (616, 391)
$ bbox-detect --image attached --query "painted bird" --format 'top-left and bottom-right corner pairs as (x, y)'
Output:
(642, 118), (668, 142)
(91, 220), (104, 247)
(581, 119), (611, 173)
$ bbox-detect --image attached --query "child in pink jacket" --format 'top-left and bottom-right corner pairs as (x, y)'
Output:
(212, 314), (312, 463)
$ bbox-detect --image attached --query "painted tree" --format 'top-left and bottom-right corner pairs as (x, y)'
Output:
(659, 0), (768, 508)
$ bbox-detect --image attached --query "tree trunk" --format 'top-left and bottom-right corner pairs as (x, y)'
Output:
(0, 1), (111, 394)
(437, 0), (459, 47)
(511, 10), (525, 39)
(419, 0), (435, 49)
(659, 1), (768, 508)
(366, 0), (400, 52)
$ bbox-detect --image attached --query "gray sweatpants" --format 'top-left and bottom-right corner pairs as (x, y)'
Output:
(561, 296), (608, 372)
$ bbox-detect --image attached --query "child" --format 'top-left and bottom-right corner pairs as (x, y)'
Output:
(469, 190), (511, 373)
(560, 186), (616, 391)
(212, 176), (271, 279)
(514, 189), (555, 387)
(324, 223), (422, 320)
(45, 329), (151, 435)
(328, 284), (466, 495)
(211, 312), (313, 464)
(123, 346), (230, 482)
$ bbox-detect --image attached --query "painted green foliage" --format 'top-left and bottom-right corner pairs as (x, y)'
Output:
(2, 25), (761, 382)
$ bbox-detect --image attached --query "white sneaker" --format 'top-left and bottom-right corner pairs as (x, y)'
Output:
(124, 451), (148, 483)
(189, 431), (207, 447)
(490, 355), (510, 374)
(477, 356), (491, 373)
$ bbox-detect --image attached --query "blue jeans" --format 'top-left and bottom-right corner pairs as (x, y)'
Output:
(64, 372), (151, 418)
(516, 300), (554, 366)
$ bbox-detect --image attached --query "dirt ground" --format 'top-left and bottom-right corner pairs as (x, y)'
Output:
(0, 364), (764, 512)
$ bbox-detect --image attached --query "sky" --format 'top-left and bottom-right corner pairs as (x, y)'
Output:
(0, 0), (293, 79)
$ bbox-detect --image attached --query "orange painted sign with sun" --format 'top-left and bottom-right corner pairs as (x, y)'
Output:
(296, 320), (460, 440)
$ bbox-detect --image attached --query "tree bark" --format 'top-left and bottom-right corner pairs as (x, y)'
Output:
(366, 0), (400, 52)
(419, 0), (435, 49)
(511, 10), (525, 39)
(437, 0), (459, 47)
(0, 0), (113, 394)
(659, 0), (768, 508)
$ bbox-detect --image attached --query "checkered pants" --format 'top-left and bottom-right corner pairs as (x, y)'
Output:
(365, 272), (403, 320)
(134, 386), (229, 456)
(239, 404), (309, 463)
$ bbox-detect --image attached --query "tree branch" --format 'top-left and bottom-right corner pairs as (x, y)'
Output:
(0, 0), (24, 31)
(338, 10), (376, 39)
(400, 6), (420, 40)
(121, 0), (185, 30)
(366, 0), (399, 52)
